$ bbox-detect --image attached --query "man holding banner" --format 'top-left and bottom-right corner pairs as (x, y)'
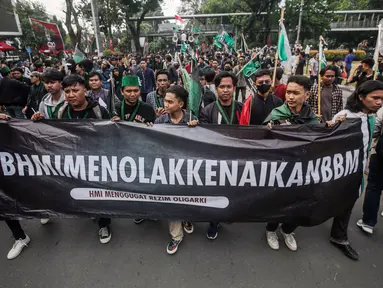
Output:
(263, 75), (317, 251)
(154, 85), (198, 254)
(199, 71), (242, 240)
(330, 80), (383, 260)
(59, 74), (112, 243)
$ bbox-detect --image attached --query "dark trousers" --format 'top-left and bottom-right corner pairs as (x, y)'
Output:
(5, 220), (26, 240)
(98, 217), (111, 228)
(362, 154), (383, 227)
(235, 87), (247, 102)
(330, 205), (355, 244)
(141, 93), (148, 102)
(310, 75), (317, 85)
(266, 223), (297, 234)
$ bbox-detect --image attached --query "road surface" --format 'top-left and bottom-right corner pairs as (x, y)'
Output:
(1, 196), (382, 288)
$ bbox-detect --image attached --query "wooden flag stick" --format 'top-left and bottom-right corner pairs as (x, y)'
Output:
(318, 38), (322, 117)
(374, 24), (382, 80)
(272, 8), (285, 88)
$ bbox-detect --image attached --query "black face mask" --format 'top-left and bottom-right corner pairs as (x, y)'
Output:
(224, 67), (232, 71)
(256, 84), (271, 94)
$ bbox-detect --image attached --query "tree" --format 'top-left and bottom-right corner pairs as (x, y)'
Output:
(284, 0), (332, 45)
(119, 0), (163, 55)
(178, 0), (205, 14)
(201, 0), (279, 46)
(12, 0), (50, 49)
(64, 0), (83, 49)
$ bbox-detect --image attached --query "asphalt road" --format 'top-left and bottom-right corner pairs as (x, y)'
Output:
(0, 196), (382, 288)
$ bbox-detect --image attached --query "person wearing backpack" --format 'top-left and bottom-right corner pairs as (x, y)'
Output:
(240, 69), (283, 125)
(59, 74), (112, 244)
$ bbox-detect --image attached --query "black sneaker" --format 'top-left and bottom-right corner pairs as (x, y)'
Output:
(166, 239), (182, 255)
(182, 221), (194, 234)
(99, 225), (111, 244)
(206, 222), (219, 240)
(134, 218), (144, 224)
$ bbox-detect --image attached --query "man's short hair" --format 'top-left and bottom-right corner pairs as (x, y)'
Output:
(361, 58), (375, 69)
(30, 71), (41, 79)
(42, 68), (64, 83)
(199, 68), (215, 83)
(252, 69), (271, 81)
(62, 74), (86, 89)
(78, 59), (94, 73)
(12, 67), (24, 74)
(166, 85), (188, 109)
(156, 69), (169, 81)
(287, 75), (311, 91)
(214, 71), (238, 87)
(88, 71), (102, 81)
(275, 67), (284, 81)
(320, 65), (338, 77)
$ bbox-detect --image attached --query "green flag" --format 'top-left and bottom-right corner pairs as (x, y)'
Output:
(243, 61), (261, 77)
(73, 47), (86, 64)
(277, 22), (292, 71)
(182, 60), (201, 116)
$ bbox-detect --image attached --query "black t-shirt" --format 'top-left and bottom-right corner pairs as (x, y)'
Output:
(250, 94), (283, 125)
(221, 104), (240, 124)
(295, 59), (305, 75)
(115, 100), (156, 123)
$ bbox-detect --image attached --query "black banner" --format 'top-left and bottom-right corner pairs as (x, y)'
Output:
(0, 119), (364, 226)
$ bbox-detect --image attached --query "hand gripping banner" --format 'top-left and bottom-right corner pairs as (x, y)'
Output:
(0, 119), (364, 225)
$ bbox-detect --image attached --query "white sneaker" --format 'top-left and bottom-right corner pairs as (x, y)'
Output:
(356, 219), (373, 234)
(7, 235), (31, 260)
(281, 231), (297, 251)
(99, 226), (112, 244)
(266, 231), (279, 250)
(40, 219), (50, 225)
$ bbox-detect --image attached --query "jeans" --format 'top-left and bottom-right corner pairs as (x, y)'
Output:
(98, 217), (111, 228)
(266, 223), (297, 234)
(235, 87), (247, 102)
(362, 154), (383, 227)
(5, 220), (26, 240)
(5, 105), (25, 119)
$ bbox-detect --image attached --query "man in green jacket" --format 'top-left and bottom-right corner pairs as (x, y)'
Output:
(264, 75), (318, 126)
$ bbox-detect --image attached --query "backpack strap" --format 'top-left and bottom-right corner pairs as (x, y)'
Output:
(57, 102), (69, 119)
(92, 105), (103, 119)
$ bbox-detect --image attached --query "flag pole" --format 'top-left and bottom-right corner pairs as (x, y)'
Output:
(272, 8), (285, 88)
(374, 24), (382, 81)
(318, 36), (323, 117)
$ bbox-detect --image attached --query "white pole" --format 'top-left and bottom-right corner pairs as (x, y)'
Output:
(296, 0), (304, 45)
(374, 24), (382, 80)
(90, 0), (103, 57)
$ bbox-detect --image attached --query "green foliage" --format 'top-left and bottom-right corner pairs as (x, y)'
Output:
(148, 38), (167, 52)
(309, 50), (367, 61)
(13, 0), (49, 49)
(103, 48), (114, 56)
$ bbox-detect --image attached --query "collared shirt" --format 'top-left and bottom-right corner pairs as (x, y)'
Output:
(146, 90), (164, 109)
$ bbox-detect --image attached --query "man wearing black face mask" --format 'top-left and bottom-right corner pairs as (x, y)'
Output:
(240, 69), (283, 125)
(223, 61), (233, 72)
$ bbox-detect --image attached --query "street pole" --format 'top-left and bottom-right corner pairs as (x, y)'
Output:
(296, 0), (304, 45)
(90, 0), (103, 57)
